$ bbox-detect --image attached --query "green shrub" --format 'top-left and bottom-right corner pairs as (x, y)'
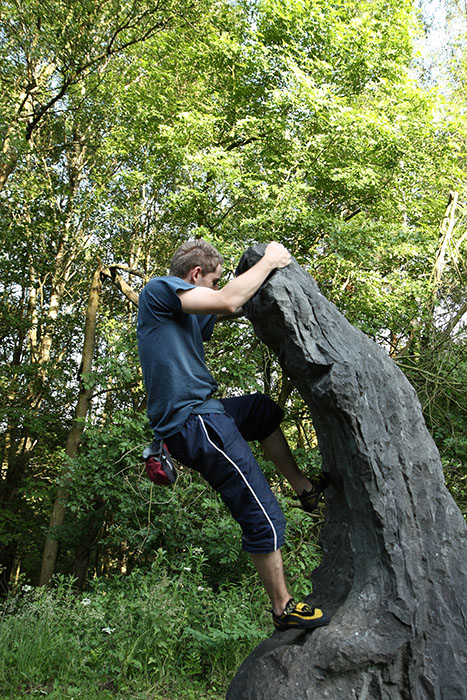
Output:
(0, 500), (322, 699)
(0, 555), (267, 699)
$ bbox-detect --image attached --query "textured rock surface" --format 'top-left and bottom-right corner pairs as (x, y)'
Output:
(227, 246), (467, 700)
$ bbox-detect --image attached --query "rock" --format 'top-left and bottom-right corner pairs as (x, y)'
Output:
(227, 245), (467, 700)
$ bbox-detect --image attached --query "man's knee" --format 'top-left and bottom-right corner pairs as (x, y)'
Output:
(221, 392), (284, 442)
(238, 501), (286, 553)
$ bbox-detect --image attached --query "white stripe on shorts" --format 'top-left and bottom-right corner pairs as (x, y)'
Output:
(198, 415), (278, 551)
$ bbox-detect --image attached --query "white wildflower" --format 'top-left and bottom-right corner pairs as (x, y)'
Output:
(101, 627), (116, 634)
(81, 598), (91, 606)
(22, 585), (33, 592)
(183, 566), (191, 572)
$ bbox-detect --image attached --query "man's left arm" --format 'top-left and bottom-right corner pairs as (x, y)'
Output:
(216, 307), (244, 323)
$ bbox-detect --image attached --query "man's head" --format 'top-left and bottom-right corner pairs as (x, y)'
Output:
(169, 239), (223, 289)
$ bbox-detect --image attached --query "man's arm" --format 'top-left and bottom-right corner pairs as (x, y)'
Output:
(177, 242), (291, 315)
(216, 307), (244, 323)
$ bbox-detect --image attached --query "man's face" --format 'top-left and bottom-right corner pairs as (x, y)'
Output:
(194, 264), (222, 290)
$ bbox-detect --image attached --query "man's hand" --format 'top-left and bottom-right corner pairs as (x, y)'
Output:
(262, 242), (291, 270)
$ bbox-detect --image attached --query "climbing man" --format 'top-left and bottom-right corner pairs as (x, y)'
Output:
(137, 239), (330, 631)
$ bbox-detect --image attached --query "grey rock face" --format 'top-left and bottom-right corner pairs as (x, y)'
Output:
(227, 246), (467, 700)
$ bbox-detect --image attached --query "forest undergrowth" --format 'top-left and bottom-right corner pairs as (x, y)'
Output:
(0, 497), (322, 700)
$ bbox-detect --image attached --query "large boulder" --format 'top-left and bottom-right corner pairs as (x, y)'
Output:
(227, 246), (467, 700)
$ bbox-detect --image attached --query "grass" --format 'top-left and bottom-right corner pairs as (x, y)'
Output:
(0, 551), (270, 700)
(0, 497), (322, 699)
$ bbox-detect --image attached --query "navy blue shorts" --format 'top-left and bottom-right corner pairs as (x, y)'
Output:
(166, 393), (286, 553)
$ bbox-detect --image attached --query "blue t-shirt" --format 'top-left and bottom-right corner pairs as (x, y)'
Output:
(137, 276), (224, 438)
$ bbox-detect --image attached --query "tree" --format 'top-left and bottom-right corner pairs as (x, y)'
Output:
(39, 265), (103, 586)
(1, 0), (465, 591)
(0, 0), (191, 587)
(0, 0), (197, 190)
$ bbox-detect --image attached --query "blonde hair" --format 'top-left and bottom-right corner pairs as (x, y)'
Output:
(169, 239), (223, 278)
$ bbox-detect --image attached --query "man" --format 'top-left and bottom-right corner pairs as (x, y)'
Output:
(137, 239), (330, 631)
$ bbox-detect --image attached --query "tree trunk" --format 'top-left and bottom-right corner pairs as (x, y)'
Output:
(228, 246), (467, 700)
(71, 498), (105, 590)
(431, 191), (458, 293)
(38, 266), (102, 586)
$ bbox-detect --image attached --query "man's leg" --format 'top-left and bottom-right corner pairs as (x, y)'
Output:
(220, 395), (306, 491)
(260, 427), (312, 494)
(251, 549), (330, 631)
(167, 412), (330, 630)
(250, 549), (291, 616)
(261, 427), (331, 512)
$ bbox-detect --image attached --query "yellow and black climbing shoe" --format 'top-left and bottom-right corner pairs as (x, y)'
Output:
(272, 598), (330, 631)
(297, 471), (331, 513)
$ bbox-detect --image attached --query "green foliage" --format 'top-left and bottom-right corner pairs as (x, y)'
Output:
(58, 402), (322, 588)
(1, 0), (466, 616)
(1, 488), (323, 697)
(401, 331), (467, 517)
(0, 560), (266, 699)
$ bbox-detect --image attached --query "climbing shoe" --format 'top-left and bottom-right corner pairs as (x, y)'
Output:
(272, 598), (330, 632)
(297, 471), (331, 513)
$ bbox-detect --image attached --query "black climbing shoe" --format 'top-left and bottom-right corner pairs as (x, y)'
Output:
(272, 598), (330, 631)
(297, 471), (331, 513)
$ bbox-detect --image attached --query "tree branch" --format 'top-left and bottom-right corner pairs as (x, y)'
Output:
(101, 267), (140, 306)
(108, 264), (145, 278)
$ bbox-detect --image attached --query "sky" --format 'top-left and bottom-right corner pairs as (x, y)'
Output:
(415, 0), (465, 85)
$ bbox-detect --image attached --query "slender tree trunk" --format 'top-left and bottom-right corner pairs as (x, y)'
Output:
(39, 266), (103, 585)
(0, 59), (56, 193)
(71, 497), (105, 590)
(432, 190), (459, 293)
(277, 373), (293, 409)
(0, 158), (17, 192)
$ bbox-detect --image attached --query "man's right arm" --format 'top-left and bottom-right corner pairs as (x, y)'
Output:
(177, 242), (291, 315)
